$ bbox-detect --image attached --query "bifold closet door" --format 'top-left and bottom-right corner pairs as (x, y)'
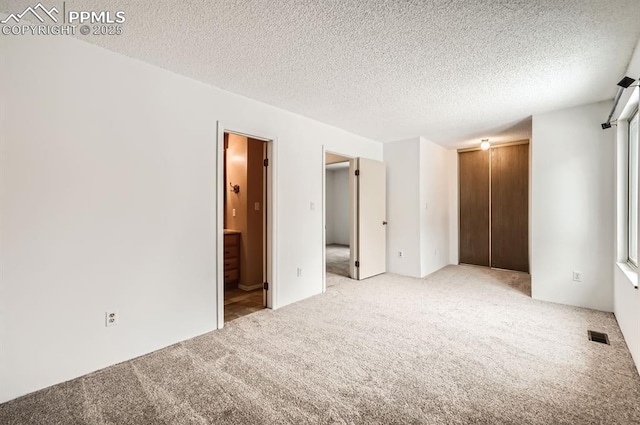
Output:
(490, 144), (529, 272)
(459, 150), (490, 267)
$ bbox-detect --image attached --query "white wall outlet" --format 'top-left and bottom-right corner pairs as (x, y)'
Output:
(572, 271), (583, 282)
(310, 202), (315, 211)
(297, 267), (302, 277)
(398, 251), (404, 258)
(232, 208), (236, 217)
(105, 310), (118, 327)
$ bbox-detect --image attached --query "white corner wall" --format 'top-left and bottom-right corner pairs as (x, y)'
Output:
(0, 34), (382, 403)
(613, 85), (640, 370)
(614, 266), (640, 366)
(419, 138), (454, 276)
(612, 38), (640, 372)
(325, 168), (350, 246)
(531, 101), (615, 312)
(384, 137), (455, 277)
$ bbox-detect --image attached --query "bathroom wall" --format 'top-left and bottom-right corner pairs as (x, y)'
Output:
(225, 134), (264, 288)
(245, 138), (265, 288)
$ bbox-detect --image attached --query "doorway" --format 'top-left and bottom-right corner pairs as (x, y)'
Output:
(323, 151), (387, 286)
(324, 152), (352, 279)
(218, 127), (274, 327)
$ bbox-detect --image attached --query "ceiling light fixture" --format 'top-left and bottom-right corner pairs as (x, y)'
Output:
(602, 76), (637, 130)
(480, 139), (490, 150)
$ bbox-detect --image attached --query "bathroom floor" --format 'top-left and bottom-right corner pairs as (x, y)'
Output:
(224, 288), (264, 322)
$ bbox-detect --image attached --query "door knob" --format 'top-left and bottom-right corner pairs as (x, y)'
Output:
(382, 221), (387, 225)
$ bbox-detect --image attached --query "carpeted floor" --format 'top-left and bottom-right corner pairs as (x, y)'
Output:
(2, 265), (640, 424)
(326, 244), (350, 278)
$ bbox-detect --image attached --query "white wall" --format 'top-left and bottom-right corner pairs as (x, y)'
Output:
(613, 82), (640, 369)
(419, 138), (454, 276)
(448, 151), (459, 265)
(325, 167), (350, 246)
(0, 33), (382, 403)
(384, 138), (455, 277)
(614, 266), (640, 366)
(531, 101), (615, 312)
(384, 139), (422, 277)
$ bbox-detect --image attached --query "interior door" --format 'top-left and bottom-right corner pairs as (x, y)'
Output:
(352, 158), (387, 280)
(490, 144), (529, 272)
(458, 150), (490, 267)
(262, 140), (268, 307)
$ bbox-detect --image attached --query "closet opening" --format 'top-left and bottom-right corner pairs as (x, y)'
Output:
(458, 141), (530, 273)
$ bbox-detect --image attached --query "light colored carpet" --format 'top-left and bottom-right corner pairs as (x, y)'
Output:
(2, 265), (640, 424)
(326, 244), (350, 278)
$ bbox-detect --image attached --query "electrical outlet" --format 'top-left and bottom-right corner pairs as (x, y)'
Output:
(232, 208), (236, 217)
(572, 271), (583, 282)
(254, 202), (260, 211)
(105, 310), (118, 327)
(297, 267), (302, 277)
(398, 251), (403, 258)
(310, 202), (315, 211)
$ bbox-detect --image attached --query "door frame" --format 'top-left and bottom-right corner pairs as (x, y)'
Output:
(216, 122), (277, 329)
(322, 147), (354, 290)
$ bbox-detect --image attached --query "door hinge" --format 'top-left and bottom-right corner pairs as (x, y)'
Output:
(355, 261), (360, 268)
(355, 169), (360, 176)
(264, 158), (269, 167)
(263, 282), (269, 290)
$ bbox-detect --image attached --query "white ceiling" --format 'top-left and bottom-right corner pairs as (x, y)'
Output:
(6, 0), (640, 148)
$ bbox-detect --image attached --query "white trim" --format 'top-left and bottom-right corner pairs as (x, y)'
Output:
(322, 146), (326, 293)
(238, 283), (264, 291)
(216, 122), (278, 329)
(617, 87), (640, 267)
(614, 87), (640, 289)
(216, 123), (224, 329)
(349, 158), (359, 279)
(617, 262), (639, 289)
(629, 109), (639, 266)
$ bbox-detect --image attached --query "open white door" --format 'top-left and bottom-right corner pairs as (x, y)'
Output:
(351, 158), (386, 280)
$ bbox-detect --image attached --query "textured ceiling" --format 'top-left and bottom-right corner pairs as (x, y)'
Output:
(4, 0), (640, 147)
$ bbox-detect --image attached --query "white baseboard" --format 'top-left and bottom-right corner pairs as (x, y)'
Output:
(239, 283), (263, 291)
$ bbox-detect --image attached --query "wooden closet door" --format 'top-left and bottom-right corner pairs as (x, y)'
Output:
(459, 150), (490, 267)
(490, 144), (529, 272)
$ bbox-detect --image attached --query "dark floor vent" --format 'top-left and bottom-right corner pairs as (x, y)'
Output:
(588, 330), (610, 345)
